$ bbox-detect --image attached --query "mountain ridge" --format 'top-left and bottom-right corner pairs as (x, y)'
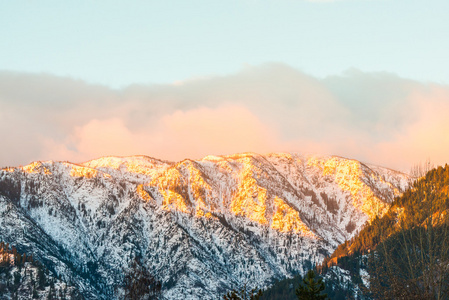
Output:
(0, 152), (409, 299)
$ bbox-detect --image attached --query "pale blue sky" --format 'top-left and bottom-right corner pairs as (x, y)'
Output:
(1, 0), (448, 88)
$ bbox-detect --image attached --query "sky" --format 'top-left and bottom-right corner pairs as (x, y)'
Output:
(1, 0), (449, 172)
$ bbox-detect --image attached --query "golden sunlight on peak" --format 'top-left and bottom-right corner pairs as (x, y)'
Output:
(267, 152), (294, 161)
(196, 208), (205, 217)
(204, 212), (214, 219)
(82, 156), (169, 178)
(65, 163), (101, 178)
(202, 155), (225, 162)
(231, 164), (269, 224)
(150, 164), (213, 214)
(22, 162), (52, 175)
(136, 184), (153, 202)
(195, 209), (216, 220)
(83, 157), (124, 169)
(230, 163), (316, 236)
(151, 171), (190, 213)
(271, 197), (316, 238)
(161, 190), (189, 213)
(308, 156), (388, 221)
(224, 152), (259, 161)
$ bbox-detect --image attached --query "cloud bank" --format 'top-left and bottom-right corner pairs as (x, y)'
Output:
(1, 64), (448, 172)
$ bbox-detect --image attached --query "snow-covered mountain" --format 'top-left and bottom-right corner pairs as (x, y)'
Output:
(0, 152), (409, 299)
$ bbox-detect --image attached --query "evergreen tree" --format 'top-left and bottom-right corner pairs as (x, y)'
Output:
(295, 270), (328, 300)
(223, 283), (263, 300)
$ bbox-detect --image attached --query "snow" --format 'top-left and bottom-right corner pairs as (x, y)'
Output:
(0, 152), (409, 299)
(360, 267), (370, 288)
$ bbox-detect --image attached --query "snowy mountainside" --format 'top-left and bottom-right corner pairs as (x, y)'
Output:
(0, 243), (81, 300)
(0, 153), (409, 299)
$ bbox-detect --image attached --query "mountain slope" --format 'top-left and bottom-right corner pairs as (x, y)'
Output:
(0, 242), (81, 299)
(0, 153), (409, 299)
(312, 164), (449, 299)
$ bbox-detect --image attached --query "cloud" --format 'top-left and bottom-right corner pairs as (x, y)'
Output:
(1, 64), (448, 172)
(154, 106), (279, 159)
(47, 106), (279, 162)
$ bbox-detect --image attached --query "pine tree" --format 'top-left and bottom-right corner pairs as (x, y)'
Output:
(223, 283), (263, 300)
(295, 270), (328, 300)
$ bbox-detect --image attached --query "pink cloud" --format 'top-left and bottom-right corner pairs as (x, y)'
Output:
(371, 85), (449, 170)
(46, 106), (280, 163)
(154, 106), (279, 159)
(1, 65), (448, 172)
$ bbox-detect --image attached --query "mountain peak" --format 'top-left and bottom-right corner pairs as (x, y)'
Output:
(0, 152), (410, 299)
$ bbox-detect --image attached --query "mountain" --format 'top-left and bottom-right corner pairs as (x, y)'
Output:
(300, 164), (449, 300)
(0, 152), (409, 299)
(0, 242), (81, 299)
